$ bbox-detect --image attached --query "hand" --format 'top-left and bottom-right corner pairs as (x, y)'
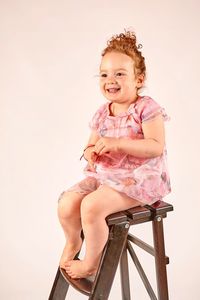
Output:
(84, 146), (98, 172)
(94, 137), (120, 155)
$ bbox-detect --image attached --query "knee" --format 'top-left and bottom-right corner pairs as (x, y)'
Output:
(80, 195), (100, 224)
(57, 191), (78, 220)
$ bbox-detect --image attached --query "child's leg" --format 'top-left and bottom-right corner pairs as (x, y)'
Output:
(58, 177), (100, 268)
(57, 191), (85, 267)
(65, 185), (141, 278)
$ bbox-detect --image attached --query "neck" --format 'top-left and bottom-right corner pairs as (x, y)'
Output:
(110, 96), (139, 116)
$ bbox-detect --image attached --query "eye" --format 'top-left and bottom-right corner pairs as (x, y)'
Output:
(100, 73), (107, 78)
(115, 72), (125, 77)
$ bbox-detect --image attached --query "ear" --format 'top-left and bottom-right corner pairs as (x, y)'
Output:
(136, 74), (145, 88)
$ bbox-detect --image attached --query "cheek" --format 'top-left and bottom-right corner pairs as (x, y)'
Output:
(122, 82), (133, 92)
(126, 81), (137, 92)
(100, 83), (105, 93)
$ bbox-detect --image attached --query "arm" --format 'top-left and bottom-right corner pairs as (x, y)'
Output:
(82, 130), (100, 171)
(118, 114), (165, 158)
(95, 115), (165, 158)
(85, 130), (100, 148)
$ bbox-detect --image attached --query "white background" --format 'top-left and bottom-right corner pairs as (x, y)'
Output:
(0, 0), (200, 299)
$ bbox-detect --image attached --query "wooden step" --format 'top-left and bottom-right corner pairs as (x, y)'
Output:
(60, 266), (93, 296)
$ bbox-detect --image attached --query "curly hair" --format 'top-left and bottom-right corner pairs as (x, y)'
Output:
(102, 30), (146, 79)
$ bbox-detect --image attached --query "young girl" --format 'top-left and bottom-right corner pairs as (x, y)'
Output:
(57, 31), (171, 279)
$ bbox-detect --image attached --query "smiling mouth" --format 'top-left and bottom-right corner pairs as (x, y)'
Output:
(106, 88), (121, 93)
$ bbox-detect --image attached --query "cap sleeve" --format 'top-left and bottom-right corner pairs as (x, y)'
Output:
(89, 103), (107, 130)
(136, 96), (169, 123)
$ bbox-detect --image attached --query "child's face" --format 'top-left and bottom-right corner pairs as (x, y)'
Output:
(99, 52), (143, 104)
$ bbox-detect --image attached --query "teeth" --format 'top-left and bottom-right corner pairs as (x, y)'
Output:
(107, 88), (120, 93)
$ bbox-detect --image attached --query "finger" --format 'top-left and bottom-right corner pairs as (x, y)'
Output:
(88, 161), (96, 172)
(91, 151), (98, 161)
(94, 144), (99, 153)
(95, 138), (102, 147)
(94, 139), (103, 152)
(95, 144), (104, 155)
(99, 146), (107, 155)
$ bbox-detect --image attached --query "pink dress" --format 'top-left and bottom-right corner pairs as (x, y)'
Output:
(67, 96), (171, 205)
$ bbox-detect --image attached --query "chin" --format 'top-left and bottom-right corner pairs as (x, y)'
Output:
(104, 94), (121, 102)
(105, 97), (120, 103)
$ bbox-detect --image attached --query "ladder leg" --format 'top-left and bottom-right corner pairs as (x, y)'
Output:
(152, 216), (169, 300)
(48, 267), (70, 300)
(120, 242), (131, 300)
(89, 221), (130, 300)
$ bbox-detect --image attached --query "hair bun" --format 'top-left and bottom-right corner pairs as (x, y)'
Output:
(102, 30), (146, 78)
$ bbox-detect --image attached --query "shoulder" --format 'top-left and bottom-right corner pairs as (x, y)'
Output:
(133, 96), (167, 123)
(89, 102), (109, 130)
(134, 96), (160, 112)
(94, 102), (109, 115)
(91, 102), (109, 121)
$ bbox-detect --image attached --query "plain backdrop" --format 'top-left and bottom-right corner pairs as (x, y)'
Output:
(1, 0), (200, 299)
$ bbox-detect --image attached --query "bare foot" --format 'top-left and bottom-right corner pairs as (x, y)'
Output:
(65, 260), (97, 279)
(59, 238), (83, 268)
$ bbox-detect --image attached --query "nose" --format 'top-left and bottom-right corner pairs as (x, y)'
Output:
(106, 74), (117, 83)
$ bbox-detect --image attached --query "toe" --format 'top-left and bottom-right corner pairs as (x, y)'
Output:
(65, 267), (70, 273)
(65, 266), (71, 273)
(71, 273), (80, 279)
